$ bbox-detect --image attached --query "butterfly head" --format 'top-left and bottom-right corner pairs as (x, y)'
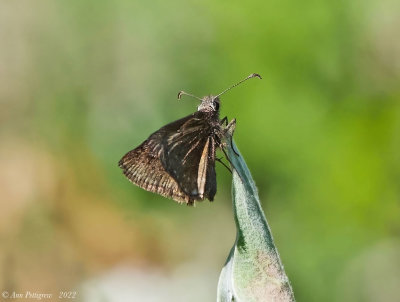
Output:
(197, 95), (220, 113)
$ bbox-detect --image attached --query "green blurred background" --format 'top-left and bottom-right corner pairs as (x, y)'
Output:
(1, 0), (399, 301)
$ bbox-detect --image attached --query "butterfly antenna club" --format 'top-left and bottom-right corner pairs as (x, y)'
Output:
(215, 73), (262, 98)
(177, 91), (202, 101)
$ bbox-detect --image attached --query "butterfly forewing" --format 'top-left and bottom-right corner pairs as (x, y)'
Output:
(162, 113), (217, 201)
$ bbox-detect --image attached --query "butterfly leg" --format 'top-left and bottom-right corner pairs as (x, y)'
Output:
(220, 116), (228, 126)
(223, 119), (240, 157)
(216, 157), (232, 173)
(224, 118), (236, 133)
(221, 147), (236, 169)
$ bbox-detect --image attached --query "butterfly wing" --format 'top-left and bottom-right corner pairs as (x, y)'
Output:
(161, 111), (217, 201)
(118, 135), (192, 203)
(119, 112), (218, 204)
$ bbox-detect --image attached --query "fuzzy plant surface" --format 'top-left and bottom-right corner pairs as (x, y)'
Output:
(217, 138), (295, 302)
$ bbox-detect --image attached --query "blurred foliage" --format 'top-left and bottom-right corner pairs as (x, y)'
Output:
(0, 0), (399, 301)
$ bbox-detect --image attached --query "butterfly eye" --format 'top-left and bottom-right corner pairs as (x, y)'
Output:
(214, 101), (220, 111)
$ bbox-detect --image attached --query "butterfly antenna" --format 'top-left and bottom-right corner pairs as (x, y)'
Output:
(215, 73), (262, 98)
(177, 91), (202, 101)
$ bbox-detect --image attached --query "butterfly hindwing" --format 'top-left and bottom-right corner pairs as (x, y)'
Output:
(118, 132), (192, 204)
